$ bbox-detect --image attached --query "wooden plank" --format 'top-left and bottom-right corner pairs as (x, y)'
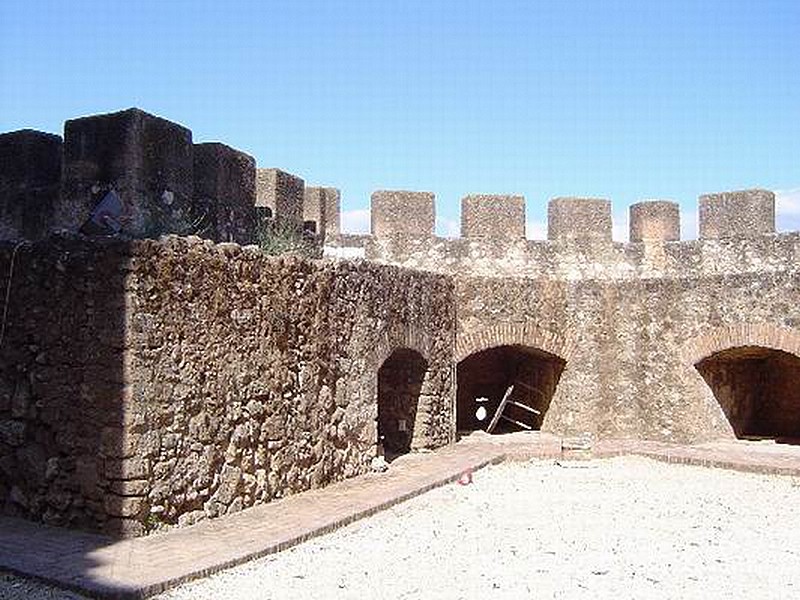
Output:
(508, 400), (541, 415)
(499, 414), (533, 430)
(486, 384), (514, 434)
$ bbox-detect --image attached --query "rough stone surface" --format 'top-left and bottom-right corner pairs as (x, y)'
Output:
(0, 237), (129, 534)
(548, 197), (612, 242)
(699, 188), (775, 239)
(255, 169), (304, 230)
(327, 191), (800, 445)
(0, 130), (62, 241)
(303, 187), (341, 239)
(0, 235), (455, 536)
(461, 195), (525, 240)
(629, 200), (680, 243)
(59, 108), (194, 238)
(321, 188), (341, 236)
(302, 187), (324, 235)
(192, 143), (256, 244)
(371, 190), (435, 237)
(2, 105), (799, 546)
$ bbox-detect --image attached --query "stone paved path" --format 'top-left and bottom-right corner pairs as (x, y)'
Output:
(0, 443), (504, 599)
(1, 434), (799, 599)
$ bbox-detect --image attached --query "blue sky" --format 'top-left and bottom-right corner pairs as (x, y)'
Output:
(1, 0), (798, 238)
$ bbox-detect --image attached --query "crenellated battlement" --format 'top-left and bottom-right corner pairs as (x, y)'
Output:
(0, 108), (341, 244)
(0, 107), (794, 278)
(1, 107), (799, 542)
(699, 188), (775, 239)
(461, 195), (526, 240)
(629, 200), (681, 243)
(321, 187), (795, 281)
(358, 187), (782, 246)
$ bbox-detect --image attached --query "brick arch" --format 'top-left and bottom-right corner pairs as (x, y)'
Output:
(455, 321), (574, 363)
(680, 322), (800, 366)
(369, 326), (432, 373)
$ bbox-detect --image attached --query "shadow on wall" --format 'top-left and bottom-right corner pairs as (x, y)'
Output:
(377, 348), (428, 461)
(0, 238), (129, 585)
(696, 345), (800, 443)
(456, 344), (565, 434)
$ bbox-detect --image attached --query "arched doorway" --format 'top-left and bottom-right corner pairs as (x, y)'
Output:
(377, 348), (428, 458)
(696, 346), (800, 441)
(456, 345), (565, 434)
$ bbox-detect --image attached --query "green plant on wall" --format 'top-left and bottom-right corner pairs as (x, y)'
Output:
(255, 215), (319, 258)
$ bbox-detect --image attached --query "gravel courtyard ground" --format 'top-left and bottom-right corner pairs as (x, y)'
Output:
(2, 456), (799, 599)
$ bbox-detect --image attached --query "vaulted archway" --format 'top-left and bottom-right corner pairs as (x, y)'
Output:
(696, 345), (800, 441)
(456, 344), (565, 434)
(377, 348), (429, 458)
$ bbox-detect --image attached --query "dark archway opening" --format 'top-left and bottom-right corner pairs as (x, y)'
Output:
(696, 346), (800, 442)
(456, 344), (565, 434)
(377, 348), (428, 459)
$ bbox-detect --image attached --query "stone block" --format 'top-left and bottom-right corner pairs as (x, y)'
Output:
(0, 129), (62, 240)
(699, 189), (775, 239)
(322, 187), (341, 236)
(59, 107), (194, 237)
(629, 200), (680, 242)
(193, 143), (256, 243)
(371, 190), (435, 237)
(461, 194), (525, 240)
(548, 197), (612, 242)
(303, 186), (341, 238)
(255, 168), (304, 230)
(302, 187), (324, 235)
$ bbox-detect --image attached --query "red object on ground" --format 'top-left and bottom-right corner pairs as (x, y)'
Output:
(457, 469), (473, 485)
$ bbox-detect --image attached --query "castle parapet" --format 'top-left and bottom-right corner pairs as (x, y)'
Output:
(461, 194), (525, 240)
(630, 200), (680, 243)
(0, 129), (62, 241)
(371, 190), (435, 237)
(193, 143), (256, 244)
(699, 189), (775, 239)
(548, 197), (612, 242)
(304, 186), (341, 237)
(59, 108), (194, 237)
(256, 168), (304, 230)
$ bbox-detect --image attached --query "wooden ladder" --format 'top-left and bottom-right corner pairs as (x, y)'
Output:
(486, 380), (542, 433)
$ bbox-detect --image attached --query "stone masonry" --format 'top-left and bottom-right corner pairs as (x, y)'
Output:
(0, 107), (798, 539)
(0, 236), (454, 536)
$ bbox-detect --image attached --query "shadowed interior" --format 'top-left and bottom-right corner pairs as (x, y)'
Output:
(696, 346), (800, 441)
(377, 348), (428, 458)
(456, 344), (565, 434)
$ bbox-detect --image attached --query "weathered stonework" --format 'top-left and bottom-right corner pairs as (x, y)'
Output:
(371, 191), (435, 237)
(322, 187), (341, 236)
(192, 143), (256, 244)
(0, 235), (454, 536)
(255, 168), (304, 230)
(328, 191), (800, 445)
(630, 201), (680, 243)
(59, 108), (195, 237)
(461, 195), (525, 240)
(303, 187), (341, 239)
(1, 107), (798, 542)
(0, 130), (62, 241)
(548, 197), (612, 242)
(699, 189), (775, 239)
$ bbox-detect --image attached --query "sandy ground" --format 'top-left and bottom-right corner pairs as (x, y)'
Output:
(2, 456), (799, 599)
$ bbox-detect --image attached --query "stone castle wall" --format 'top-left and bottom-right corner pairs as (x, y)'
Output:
(2, 107), (799, 539)
(0, 108), (342, 245)
(0, 236), (454, 536)
(327, 189), (800, 443)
